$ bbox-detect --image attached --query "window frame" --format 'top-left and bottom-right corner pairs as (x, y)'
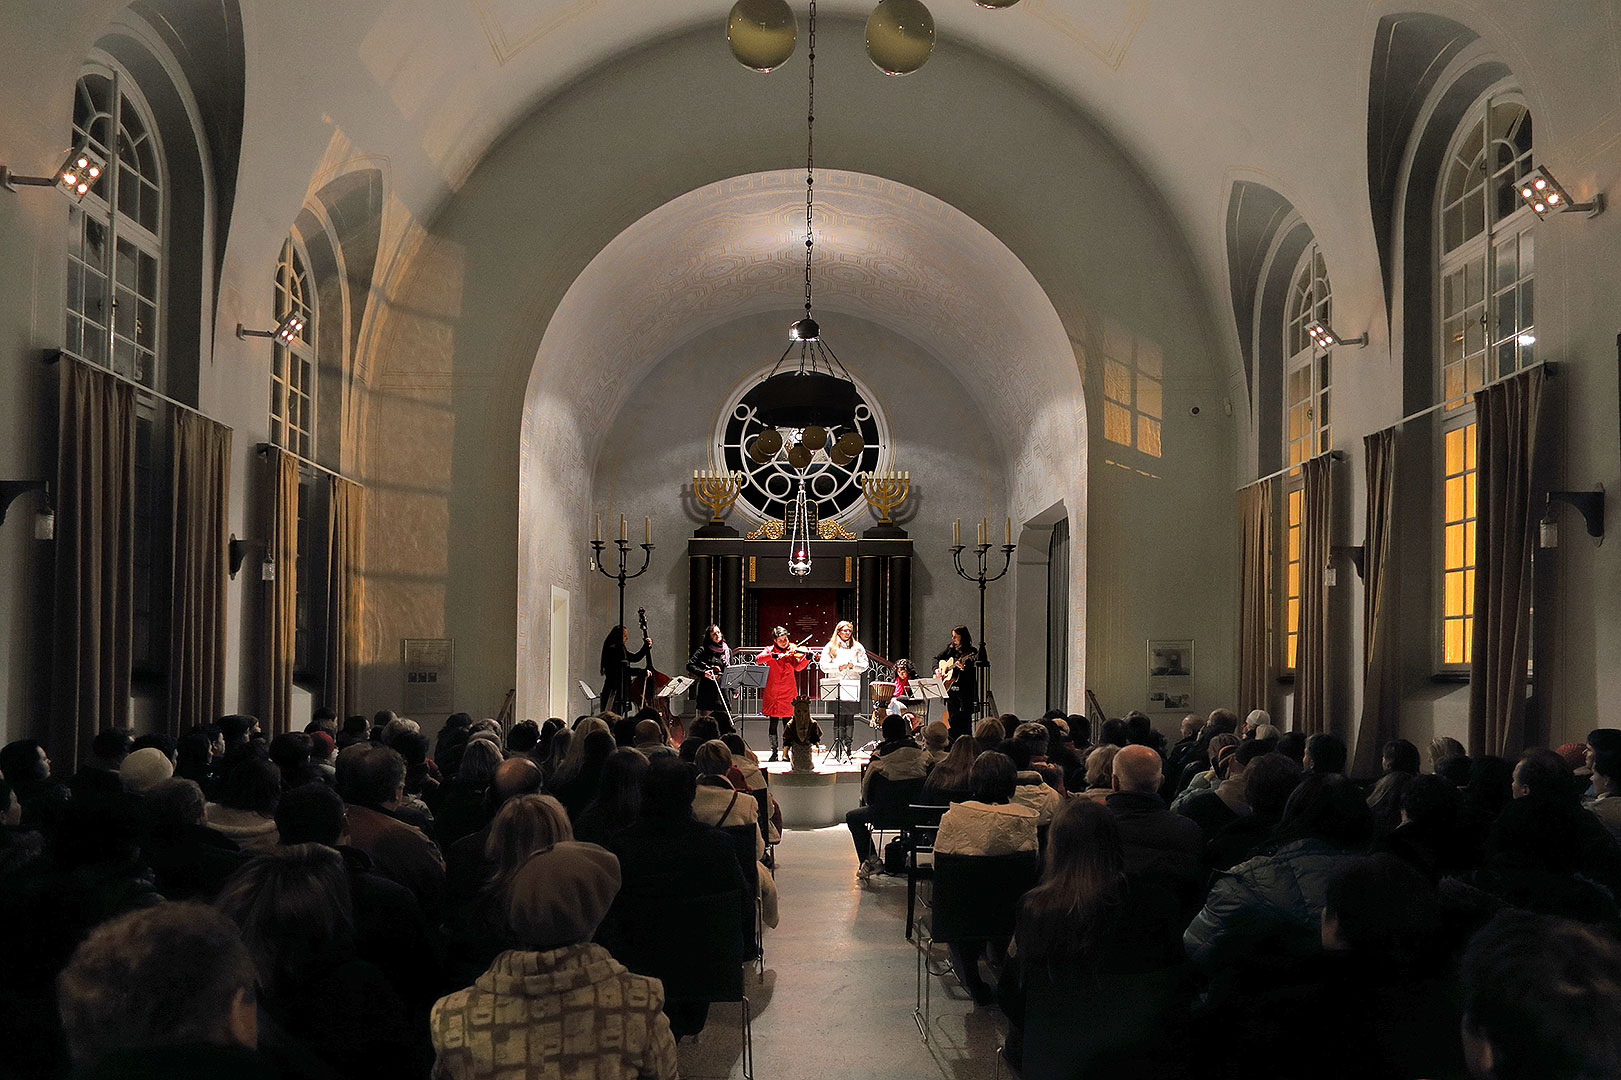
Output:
(1278, 241), (1332, 673)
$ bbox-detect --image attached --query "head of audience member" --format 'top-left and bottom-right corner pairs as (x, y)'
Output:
(1179, 714), (1202, 741)
(633, 720), (667, 751)
(1098, 718), (1130, 748)
(306, 707), (339, 739)
(564, 730), (616, 793)
(337, 714), (370, 748)
(590, 748), (649, 824)
(1429, 736), (1467, 772)
(543, 728), (573, 774)
(1437, 753), (1473, 788)
(215, 843), (354, 999)
(1064, 714), (1088, 745)
(969, 751), (1018, 805)
(1012, 721), (1050, 761)
(1463, 756), (1515, 818)
(216, 756), (282, 818)
(1277, 773), (1374, 850)
(999, 738), (1033, 773)
(1244, 752), (1303, 824)
(130, 732), (177, 765)
(143, 777), (207, 830)
(1204, 732), (1241, 772)
(684, 718), (722, 754)
(492, 756), (544, 805)
(380, 716), (419, 750)
(1251, 724), (1281, 745)
(373, 709), (398, 733)
(308, 731), (336, 767)
(0, 738), (51, 784)
(267, 732), (313, 789)
(922, 721), (949, 755)
(720, 733), (752, 761)
(1018, 798), (1126, 962)
(1109, 744), (1164, 796)
(1512, 748), (1576, 802)
(611, 714), (640, 748)
(1590, 740), (1621, 798)
(506, 841), (621, 951)
(484, 794), (573, 891)
(1401, 773), (1461, 834)
(1367, 769), (1417, 838)
(1303, 732), (1347, 776)
(876, 713), (909, 747)
(1587, 729), (1621, 772)
(119, 747), (174, 794)
(1228, 739), (1272, 783)
(537, 718), (564, 755)
(641, 756), (699, 821)
(930, 737), (979, 790)
(1458, 911), (1621, 1080)
(1243, 708), (1271, 735)
(1555, 743), (1590, 774)
(456, 737), (504, 787)
(973, 717), (1007, 756)
(176, 731), (214, 773)
(506, 720), (541, 755)
(275, 782), (346, 846)
(56, 903), (259, 1068)
(1321, 854), (1441, 966)
(1124, 712), (1159, 749)
(392, 729), (431, 779)
(1274, 730), (1307, 765)
(1382, 738), (1421, 776)
(334, 744), (404, 811)
(0, 780), (16, 827)
(1084, 744), (1120, 791)
(561, 717), (612, 773)
(694, 739), (734, 780)
(88, 728), (133, 771)
(216, 714), (259, 751)
(1205, 709), (1240, 741)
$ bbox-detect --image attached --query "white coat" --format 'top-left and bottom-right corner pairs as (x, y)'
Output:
(818, 638), (869, 702)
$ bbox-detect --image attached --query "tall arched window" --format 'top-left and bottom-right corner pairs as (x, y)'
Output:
(1281, 242), (1332, 671)
(1436, 92), (1534, 667)
(270, 237), (317, 457)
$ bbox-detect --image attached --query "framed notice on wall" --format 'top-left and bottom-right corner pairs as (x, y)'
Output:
(403, 638), (454, 713)
(1146, 640), (1192, 712)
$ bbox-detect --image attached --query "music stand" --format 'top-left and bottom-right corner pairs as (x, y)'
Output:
(577, 679), (601, 706)
(910, 677), (947, 725)
(659, 676), (695, 698)
(720, 664), (768, 691)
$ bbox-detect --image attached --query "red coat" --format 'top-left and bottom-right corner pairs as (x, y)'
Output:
(755, 648), (811, 717)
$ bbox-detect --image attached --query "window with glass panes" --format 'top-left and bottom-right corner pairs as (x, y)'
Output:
(1280, 243), (1331, 670)
(1101, 339), (1164, 458)
(1436, 93), (1534, 668)
(270, 238), (316, 458)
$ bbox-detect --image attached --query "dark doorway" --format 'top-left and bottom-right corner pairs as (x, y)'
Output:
(1046, 517), (1070, 711)
(753, 588), (841, 651)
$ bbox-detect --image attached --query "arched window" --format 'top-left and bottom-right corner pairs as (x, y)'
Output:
(1281, 242), (1332, 671)
(270, 237), (317, 457)
(1436, 92), (1534, 668)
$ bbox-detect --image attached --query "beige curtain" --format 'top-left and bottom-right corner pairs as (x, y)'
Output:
(1236, 481), (1273, 715)
(324, 476), (364, 719)
(1352, 428), (1400, 778)
(166, 411), (231, 735)
(52, 359), (136, 769)
(1295, 455), (1334, 735)
(1469, 367), (1546, 757)
(262, 446), (300, 735)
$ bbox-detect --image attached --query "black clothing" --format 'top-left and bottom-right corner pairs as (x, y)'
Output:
(686, 640), (733, 716)
(140, 822), (252, 901)
(1105, 790), (1208, 920)
(933, 642), (987, 741)
(600, 632), (650, 711)
(431, 777), (492, 849)
(14, 776), (71, 829)
(1178, 789), (1243, 840)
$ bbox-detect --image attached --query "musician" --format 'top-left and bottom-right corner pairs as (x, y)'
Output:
(599, 624), (650, 714)
(888, 658), (915, 717)
(755, 626), (811, 762)
(819, 621), (869, 763)
(686, 624), (736, 728)
(934, 625), (986, 744)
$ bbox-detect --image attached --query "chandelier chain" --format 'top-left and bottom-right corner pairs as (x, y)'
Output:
(804, 0), (816, 316)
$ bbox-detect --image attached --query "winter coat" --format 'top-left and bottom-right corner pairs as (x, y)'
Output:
(754, 648), (810, 717)
(203, 803), (281, 854)
(1183, 837), (1355, 972)
(934, 800), (1038, 856)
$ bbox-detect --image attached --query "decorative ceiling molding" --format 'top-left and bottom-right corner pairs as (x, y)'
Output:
(1027, 0), (1150, 71)
(466, 0), (600, 66)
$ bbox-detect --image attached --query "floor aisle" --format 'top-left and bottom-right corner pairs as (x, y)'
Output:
(676, 826), (1006, 1080)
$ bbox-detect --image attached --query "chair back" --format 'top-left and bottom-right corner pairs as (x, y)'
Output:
(1021, 965), (1191, 1080)
(929, 850), (1040, 943)
(598, 887), (747, 1003)
(866, 774), (927, 828)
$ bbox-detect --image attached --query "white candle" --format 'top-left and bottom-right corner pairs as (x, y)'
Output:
(644, 517), (651, 545)
(619, 514), (627, 541)
(595, 514), (601, 543)
(1006, 517), (1012, 546)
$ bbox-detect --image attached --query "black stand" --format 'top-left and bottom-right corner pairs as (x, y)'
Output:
(949, 540), (1015, 721)
(591, 533), (653, 709)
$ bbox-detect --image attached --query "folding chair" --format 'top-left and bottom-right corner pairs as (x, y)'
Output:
(723, 822), (766, 973)
(903, 804), (947, 941)
(862, 775), (926, 873)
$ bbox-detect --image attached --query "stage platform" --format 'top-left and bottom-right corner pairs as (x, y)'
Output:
(755, 745), (869, 828)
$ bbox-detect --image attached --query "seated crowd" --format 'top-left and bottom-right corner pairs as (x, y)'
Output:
(842, 706), (1621, 1079)
(0, 707), (776, 1079)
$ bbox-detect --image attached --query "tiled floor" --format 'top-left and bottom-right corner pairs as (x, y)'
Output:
(676, 825), (1006, 1080)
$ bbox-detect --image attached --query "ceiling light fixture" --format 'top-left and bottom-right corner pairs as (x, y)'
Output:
(0, 145), (107, 204)
(237, 311), (307, 347)
(1517, 166), (1604, 218)
(1305, 320), (1368, 350)
(728, 0), (798, 72)
(866, 0), (935, 75)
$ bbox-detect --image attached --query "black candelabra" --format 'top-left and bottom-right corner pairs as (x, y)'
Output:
(950, 517), (1016, 720)
(591, 513), (653, 708)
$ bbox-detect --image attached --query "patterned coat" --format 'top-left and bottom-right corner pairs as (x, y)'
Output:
(431, 944), (677, 1080)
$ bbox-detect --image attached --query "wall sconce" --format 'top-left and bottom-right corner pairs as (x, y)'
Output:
(1539, 487), (1605, 549)
(1517, 166), (1604, 219)
(228, 534), (276, 580)
(1306, 320), (1368, 350)
(237, 312), (306, 347)
(0, 145), (106, 204)
(0, 480), (54, 539)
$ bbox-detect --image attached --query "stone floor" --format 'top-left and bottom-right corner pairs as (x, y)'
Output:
(675, 825), (1007, 1080)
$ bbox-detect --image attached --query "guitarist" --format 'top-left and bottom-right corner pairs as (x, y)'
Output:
(933, 625), (985, 744)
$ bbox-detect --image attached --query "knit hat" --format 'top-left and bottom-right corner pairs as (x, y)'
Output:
(1245, 709), (1271, 731)
(120, 747), (175, 793)
(1555, 743), (1589, 771)
(507, 841), (621, 949)
(309, 731), (336, 759)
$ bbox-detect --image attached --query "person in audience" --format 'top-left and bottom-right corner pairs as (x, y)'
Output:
(1382, 738), (1421, 777)
(633, 719), (676, 758)
(306, 730), (337, 783)
(72, 729), (132, 804)
(1167, 713), (1203, 777)
(1173, 710), (1239, 794)
(434, 736), (504, 848)
(919, 735), (977, 805)
(391, 729), (441, 822)
(1242, 709), (1270, 738)
(1107, 744), (1206, 917)
(1125, 712), (1166, 755)
(0, 740), (67, 828)
(1177, 741), (1259, 838)
(1097, 717), (1130, 747)
(119, 746), (174, 794)
(1000, 738), (1063, 825)
(574, 747), (649, 847)
(505, 719), (541, 758)
(431, 840), (678, 1080)
(435, 712), (474, 763)
(56, 902), (266, 1077)
(1458, 755), (1515, 846)
(1011, 721), (1064, 792)
(1274, 730), (1306, 765)
(1436, 752), (1473, 789)
(553, 729), (616, 819)
(922, 720), (952, 766)
(306, 707), (339, 740)
(1303, 732), (1347, 776)
(678, 715), (721, 763)
(1205, 751), (1302, 871)
(604, 757), (747, 1037)
(1366, 767), (1416, 839)
(454, 794), (575, 963)
(337, 713), (371, 749)
(1380, 772), (1467, 881)
(204, 756), (282, 854)
(217, 714), (259, 756)
(1429, 735), (1467, 772)
(336, 743), (446, 915)
(1073, 743), (1117, 802)
(1586, 732), (1621, 842)
(720, 732), (765, 789)
(129, 732), (177, 766)
(216, 843), (427, 1078)
(1457, 910), (1621, 1080)
(175, 729), (219, 794)
(266, 732), (315, 791)
(540, 726), (572, 786)
(140, 776), (250, 900)
(1183, 774), (1373, 995)
(1173, 732), (1240, 809)
(693, 739), (777, 925)
(848, 714), (930, 877)
(972, 716), (1007, 756)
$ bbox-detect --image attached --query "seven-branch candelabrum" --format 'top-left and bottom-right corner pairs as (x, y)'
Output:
(859, 470), (911, 524)
(693, 469), (746, 524)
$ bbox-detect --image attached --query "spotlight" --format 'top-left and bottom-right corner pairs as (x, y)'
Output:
(237, 311), (307, 346)
(1516, 166), (1604, 218)
(0, 144), (106, 204)
(1305, 320), (1367, 350)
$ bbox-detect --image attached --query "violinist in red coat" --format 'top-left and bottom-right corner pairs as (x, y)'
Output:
(756, 625), (811, 762)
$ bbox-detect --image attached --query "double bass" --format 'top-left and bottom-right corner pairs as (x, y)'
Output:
(627, 607), (682, 745)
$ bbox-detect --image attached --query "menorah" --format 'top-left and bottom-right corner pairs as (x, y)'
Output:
(859, 470), (911, 524)
(692, 469), (746, 524)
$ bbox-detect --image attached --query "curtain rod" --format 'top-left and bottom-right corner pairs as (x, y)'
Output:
(1239, 449), (1346, 492)
(45, 349), (235, 432)
(256, 442), (364, 488)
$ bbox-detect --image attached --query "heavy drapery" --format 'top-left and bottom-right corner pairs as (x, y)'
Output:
(262, 446), (300, 735)
(166, 410), (231, 734)
(1351, 428), (1400, 778)
(1236, 482), (1273, 716)
(324, 476), (364, 719)
(1295, 454), (1334, 735)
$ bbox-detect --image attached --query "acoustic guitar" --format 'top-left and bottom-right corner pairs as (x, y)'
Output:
(934, 649), (978, 691)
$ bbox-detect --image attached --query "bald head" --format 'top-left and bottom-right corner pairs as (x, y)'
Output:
(493, 757), (543, 803)
(1112, 745), (1164, 794)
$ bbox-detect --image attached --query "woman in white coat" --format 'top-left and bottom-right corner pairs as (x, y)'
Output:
(819, 620), (868, 762)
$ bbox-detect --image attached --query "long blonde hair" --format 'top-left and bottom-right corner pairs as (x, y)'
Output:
(825, 620), (855, 652)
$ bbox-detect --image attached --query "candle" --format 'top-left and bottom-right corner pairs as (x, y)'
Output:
(978, 520), (985, 546)
(644, 517), (651, 545)
(1006, 517), (1012, 546)
(619, 514), (627, 541)
(953, 519), (960, 546)
(595, 513), (601, 543)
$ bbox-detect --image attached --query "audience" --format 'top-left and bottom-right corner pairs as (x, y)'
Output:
(574, 746), (650, 847)
(1079, 743), (1121, 801)
(1107, 744), (1206, 919)
(919, 735), (977, 805)
(934, 751), (1039, 858)
(204, 756), (282, 853)
(848, 714), (930, 876)
(336, 744), (447, 915)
